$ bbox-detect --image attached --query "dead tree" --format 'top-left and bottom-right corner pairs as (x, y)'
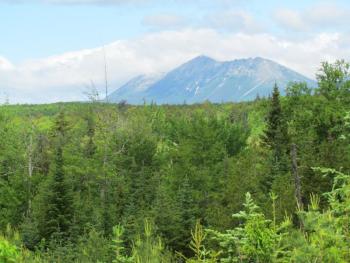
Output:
(291, 143), (303, 210)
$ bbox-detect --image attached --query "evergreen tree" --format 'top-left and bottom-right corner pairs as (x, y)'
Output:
(264, 84), (288, 159)
(176, 176), (196, 256)
(263, 84), (289, 189)
(85, 110), (96, 158)
(35, 134), (50, 176)
(0, 60), (349, 262)
(153, 180), (181, 250)
(41, 111), (73, 242)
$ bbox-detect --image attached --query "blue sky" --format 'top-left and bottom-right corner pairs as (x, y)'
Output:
(0, 0), (350, 103)
(2, 0), (348, 62)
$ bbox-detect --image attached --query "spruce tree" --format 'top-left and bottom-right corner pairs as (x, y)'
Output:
(85, 109), (96, 158)
(264, 84), (286, 151)
(263, 84), (289, 188)
(41, 111), (73, 242)
(177, 176), (196, 256)
(36, 134), (50, 176)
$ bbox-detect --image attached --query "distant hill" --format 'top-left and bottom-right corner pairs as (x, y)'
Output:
(108, 56), (316, 104)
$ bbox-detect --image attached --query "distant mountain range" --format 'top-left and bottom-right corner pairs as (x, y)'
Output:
(108, 56), (316, 104)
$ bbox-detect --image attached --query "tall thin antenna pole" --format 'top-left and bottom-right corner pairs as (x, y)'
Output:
(103, 46), (109, 103)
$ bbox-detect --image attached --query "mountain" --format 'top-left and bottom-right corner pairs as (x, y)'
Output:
(108, 56), (316, 104)
(108, 72), (165, 104)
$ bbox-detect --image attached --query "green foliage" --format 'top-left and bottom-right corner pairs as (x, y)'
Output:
(0, 59), (348, 262)
(112, 225), (133, 263)
(75, 227), (111, 263)
(208, 193), (291, 262)
(0, 226), (41, 263)
(262, 84), (289, 191)
(40, 111), (74, 242)
(131, 219), (172, 263)
(184, 220), (219, 263)
(263, 84), (288, 155)
(316, 60), (350, 101)
(290, 168), (350, 263)
(0, 235), (20, 263)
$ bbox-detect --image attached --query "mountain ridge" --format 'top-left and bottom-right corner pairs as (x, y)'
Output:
(108, 56), (316, 104)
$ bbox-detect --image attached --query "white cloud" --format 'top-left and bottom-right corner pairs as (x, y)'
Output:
(142, 14), (187, 30)
(274, 8), (305, 31)
(204, 10), (263, 33)
(0, 28), (349, 103)
(0, 56), (14, 70)
(274, 3), (350, 32)
(308, 3), (349, 27)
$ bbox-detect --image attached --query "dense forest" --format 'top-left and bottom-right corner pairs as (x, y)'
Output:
(0, 60), (350, 262)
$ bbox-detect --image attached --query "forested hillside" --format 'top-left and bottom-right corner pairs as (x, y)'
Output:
(0, 60), (350, 262)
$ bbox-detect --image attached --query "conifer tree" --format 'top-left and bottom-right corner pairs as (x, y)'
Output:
(177, 176), (196, 256)
(263, 84), (289, 188)
(41, 111), (73, 242)
(85, 110), (96, 158)
(36, 134), (50, 176)
(112, 225), (133, 263)
(264, 84), (288, 158)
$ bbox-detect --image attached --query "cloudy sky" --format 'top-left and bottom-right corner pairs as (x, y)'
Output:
(1, 0), (350, 103)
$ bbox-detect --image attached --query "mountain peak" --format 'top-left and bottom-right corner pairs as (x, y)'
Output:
(109, 56), (316, 104)
(188, 55), (216, 64)
(251, 56), (265, 62)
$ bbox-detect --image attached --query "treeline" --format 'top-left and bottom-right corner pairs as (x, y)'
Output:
(0, 60), (349, 262)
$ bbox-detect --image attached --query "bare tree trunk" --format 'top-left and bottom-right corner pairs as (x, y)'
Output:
(101, 143), (108, 201)
(291, 143), (302, 209)
(27, 130), (34, 214)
